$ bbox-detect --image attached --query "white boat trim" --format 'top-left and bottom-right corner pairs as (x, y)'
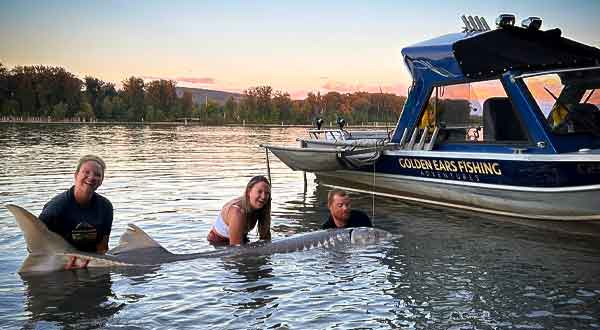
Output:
(385, 149), (600, 161)
(513, 65), (600, 79)
(359, 170), (600, 193)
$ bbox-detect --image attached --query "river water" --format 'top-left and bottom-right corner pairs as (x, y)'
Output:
(0, 124), (599, 330)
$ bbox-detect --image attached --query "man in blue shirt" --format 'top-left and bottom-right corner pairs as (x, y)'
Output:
(321, 189), (372, 229)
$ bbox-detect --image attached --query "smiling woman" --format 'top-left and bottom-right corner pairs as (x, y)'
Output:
(207, 175), (272, 246)
(38, 155), (113, 268)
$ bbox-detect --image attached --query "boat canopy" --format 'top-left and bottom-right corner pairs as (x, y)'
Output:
(402, 25), (600, 84)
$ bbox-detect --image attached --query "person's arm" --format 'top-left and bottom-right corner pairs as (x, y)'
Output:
(96, 200), (113, 253)
(227, 207), (247, 245)
(96, 235), (109, 254)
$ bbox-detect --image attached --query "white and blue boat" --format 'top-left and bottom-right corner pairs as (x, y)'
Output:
(264, 14), (600, 221)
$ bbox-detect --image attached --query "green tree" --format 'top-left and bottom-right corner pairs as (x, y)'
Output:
(121, 76), (145, 121)
(322, 92), (342, 123)
(85, 76), (115, 119)
(0, 63), (8, 105)
(101, 97), (114, 120)
(272, 91), (292, 123)
(111, 95), (128, 121)
(243, 86), (275, 123)
(240, 91), (257, 123)
(1, 99), (19, 118)
(11, 66), (36, 117)
(76, 101), (95, 121)
(181, 91), (194, 119)
(49, 102), (67, 120)
(223, 97), (237, 122)
(145, 79), (177, 119)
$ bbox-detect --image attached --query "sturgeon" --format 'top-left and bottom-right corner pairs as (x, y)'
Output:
(6, 204), (394, 273)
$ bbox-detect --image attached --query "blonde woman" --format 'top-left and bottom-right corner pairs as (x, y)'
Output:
(39, 155), (113, 269)
(207, 176), (272, 245)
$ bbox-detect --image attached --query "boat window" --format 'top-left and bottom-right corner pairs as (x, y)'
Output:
(523, 73), (600, 136)
(419, 80), (528, 144)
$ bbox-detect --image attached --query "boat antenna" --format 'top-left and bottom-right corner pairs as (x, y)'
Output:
(544, 86), (572, 113)
(461, 15), (491, 32)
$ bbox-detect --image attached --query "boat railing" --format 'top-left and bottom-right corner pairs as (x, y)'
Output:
(397, 126), (440, 151)
(307, 129), (391, 142)
(308, 129), (349, 141)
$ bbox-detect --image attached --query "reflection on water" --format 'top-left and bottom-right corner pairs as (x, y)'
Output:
(1, 124), (600, 329)
(20, 269), (123, 329)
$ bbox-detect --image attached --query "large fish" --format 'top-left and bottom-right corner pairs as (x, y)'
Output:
(6, 204), (394, 273)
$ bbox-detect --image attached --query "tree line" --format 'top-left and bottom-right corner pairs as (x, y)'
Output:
(0, 63), (406, 125)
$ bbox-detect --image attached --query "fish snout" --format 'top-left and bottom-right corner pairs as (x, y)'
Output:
(350, 227), (394, 245)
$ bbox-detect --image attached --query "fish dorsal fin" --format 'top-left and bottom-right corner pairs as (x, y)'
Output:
(5, 204), (76, 254)
(108, 223), (163, 255)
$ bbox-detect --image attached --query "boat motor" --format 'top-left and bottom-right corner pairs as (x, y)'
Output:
(315, 117), (324, 130)
(336, 117), (346, 130)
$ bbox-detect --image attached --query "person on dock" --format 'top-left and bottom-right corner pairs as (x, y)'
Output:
(207, 175), (272, 245)
(321, 189), (372, 229)
(39, 155), (113, 269)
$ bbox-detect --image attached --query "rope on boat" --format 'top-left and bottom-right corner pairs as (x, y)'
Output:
(372, 157), (376, 223)
(265, 147), (272, 185)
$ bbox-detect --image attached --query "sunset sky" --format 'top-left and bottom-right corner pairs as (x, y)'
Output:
(2, 0), (599, 99)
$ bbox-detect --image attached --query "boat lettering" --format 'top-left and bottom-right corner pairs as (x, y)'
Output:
(421, 170), (480, 182)
(399, 158), (502, 176)
(577, 163), (600, 175)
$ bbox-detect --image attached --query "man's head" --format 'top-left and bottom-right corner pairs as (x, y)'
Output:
(327, 189), (352, 227)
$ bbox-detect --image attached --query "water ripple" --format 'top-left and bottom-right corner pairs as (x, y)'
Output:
(1, 124), (600, 329)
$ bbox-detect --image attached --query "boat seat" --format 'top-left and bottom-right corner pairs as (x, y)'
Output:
(483, 97), (527, 142)
(567, 103), (600, 134)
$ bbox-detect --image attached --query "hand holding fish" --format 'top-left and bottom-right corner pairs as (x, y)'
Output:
(65, 256), (89, 270)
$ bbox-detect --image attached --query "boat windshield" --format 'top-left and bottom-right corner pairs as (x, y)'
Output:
(521, 68), (600, 136)
(420, 79), (529, 145)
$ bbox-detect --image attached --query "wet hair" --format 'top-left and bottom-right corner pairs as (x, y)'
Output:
(327, 189), (349, 207)
(240, 175), (272, 240)
(76, 155), (106, 175)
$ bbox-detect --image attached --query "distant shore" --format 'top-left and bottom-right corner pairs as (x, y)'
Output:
(0, 118), (395, 129)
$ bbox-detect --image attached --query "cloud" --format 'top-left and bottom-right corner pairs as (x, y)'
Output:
(140, 75), (165, 81)
(175, 77), (216, 84)
(140, 75), (216, 85)
(321, 80), (409, 96)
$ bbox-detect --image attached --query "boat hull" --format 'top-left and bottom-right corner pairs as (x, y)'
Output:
(316, 169), (600, 221)
(263, 144), (383, 172)
(265, 145), (346, 172)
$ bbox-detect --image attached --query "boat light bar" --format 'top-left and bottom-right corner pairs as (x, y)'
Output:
(461, 15), (491, 33)
(521, 16), (542, 30)
(496, 14), (515, 28)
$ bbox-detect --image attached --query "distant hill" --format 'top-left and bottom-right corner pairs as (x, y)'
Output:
(175, 87), (242, 105)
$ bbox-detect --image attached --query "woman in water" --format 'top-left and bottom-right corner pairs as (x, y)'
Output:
(39, 154), (113, 269)
(207, 175), (271, 245)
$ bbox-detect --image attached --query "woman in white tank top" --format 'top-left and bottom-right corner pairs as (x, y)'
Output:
(207, 176), (272, 245)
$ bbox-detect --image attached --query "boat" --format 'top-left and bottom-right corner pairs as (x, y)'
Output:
(263, 14), (600, 221)
(295, 115), (393, 149)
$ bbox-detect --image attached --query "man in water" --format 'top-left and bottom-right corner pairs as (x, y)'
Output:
(321, 189), (372, 229)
